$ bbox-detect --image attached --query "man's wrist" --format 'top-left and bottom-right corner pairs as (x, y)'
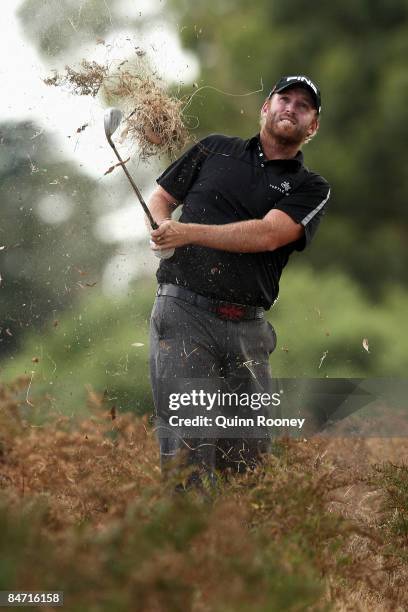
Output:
(186, 223), (201, 245)
(158, 216), (172, 225)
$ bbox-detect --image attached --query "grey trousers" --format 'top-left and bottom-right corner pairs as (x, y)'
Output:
(149, 293), (278, 478)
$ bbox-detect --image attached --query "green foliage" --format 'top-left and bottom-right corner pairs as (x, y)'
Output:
(1, 278), (156, 416)
(271, 265), (408, 377)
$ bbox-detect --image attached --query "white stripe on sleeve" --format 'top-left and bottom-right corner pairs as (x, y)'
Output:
(301, 189), (331, 226)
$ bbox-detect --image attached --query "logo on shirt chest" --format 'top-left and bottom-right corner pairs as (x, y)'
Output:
(269, 181), (292, 196)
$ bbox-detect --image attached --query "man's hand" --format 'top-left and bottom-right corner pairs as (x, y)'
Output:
(150, 220), (191, 249)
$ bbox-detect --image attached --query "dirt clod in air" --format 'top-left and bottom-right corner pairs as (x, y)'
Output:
(112, 74), (188, 160)
(44, 56), (189, 159)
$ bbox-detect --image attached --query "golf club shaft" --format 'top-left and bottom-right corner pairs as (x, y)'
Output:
(108, 139), (158, 230)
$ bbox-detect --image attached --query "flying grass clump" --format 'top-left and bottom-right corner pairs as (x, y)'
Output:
(44, 60), (108, 97)
(109, 71), (189, 160)
(44, 56), (189, 159)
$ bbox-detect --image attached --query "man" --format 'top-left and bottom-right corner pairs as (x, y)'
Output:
(148, 75), (330, 486)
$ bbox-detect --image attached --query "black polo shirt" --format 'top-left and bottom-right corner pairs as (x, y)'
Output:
(156, 133), (330, 309)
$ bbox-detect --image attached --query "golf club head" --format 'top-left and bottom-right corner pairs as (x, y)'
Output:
(104, 107), (123, 139)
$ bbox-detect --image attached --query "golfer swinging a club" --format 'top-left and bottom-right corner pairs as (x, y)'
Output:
(148, 75), (330, 488)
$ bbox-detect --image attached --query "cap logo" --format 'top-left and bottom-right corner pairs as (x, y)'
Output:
(285, 75), (317, 95)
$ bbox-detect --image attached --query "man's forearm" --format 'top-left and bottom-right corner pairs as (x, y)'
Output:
(149, 194), (173, 223)
(188, 219), (274, 252)
(146, 187), (179, 229)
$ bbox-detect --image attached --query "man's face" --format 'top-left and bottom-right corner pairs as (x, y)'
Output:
(261, 86), (319, 145)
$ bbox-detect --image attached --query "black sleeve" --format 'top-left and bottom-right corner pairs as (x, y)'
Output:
(156, 136), (213, 201)
(274, 175), (331, 251)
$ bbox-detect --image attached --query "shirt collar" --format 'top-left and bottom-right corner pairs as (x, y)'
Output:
(245, 134), (304, 169)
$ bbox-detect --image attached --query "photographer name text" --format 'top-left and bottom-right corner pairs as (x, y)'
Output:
(168, 415), (305, 429)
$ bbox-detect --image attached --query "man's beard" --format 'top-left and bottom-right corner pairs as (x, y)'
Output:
(267, 115), (309, 146)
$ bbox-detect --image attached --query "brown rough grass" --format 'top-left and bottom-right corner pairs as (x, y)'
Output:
(1, 380), (408, 611)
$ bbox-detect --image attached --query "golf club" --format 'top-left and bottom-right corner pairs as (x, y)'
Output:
(104, 107), (158, 230)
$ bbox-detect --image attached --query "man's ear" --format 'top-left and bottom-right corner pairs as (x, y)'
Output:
(307, 116), (319, 138)
(261, 99), (270, 115)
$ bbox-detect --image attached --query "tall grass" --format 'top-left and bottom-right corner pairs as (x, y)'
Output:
(1, 380), (408, 611)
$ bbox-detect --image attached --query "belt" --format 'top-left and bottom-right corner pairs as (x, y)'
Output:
(156, 284), (264, 321)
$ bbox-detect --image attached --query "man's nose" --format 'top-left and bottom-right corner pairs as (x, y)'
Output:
(283, 100), (296, 113)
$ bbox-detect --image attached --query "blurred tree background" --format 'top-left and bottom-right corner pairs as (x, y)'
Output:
(0, 121), (115, 356)
(1, 0), (407, 414)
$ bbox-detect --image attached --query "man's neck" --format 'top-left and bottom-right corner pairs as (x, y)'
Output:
(259, 129), (301, 161)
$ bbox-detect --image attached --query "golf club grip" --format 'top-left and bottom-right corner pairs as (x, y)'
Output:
(110, 142), (158, 230)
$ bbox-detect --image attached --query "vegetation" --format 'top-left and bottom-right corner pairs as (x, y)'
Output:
(1, 380), (408, 611)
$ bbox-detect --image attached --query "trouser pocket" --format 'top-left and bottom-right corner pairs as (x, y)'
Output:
(266, 320), (277, 354)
